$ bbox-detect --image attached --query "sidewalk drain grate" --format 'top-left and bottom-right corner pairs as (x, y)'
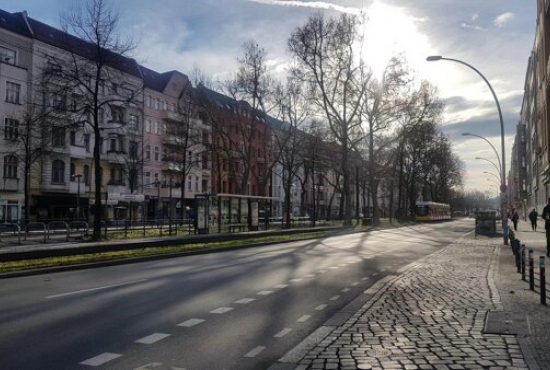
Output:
(366, 348), (392, 357)
(483, 311), (529, 335)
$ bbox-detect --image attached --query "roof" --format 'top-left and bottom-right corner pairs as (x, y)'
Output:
(0, 9), (142, 79)
(0, 10), (33, 37)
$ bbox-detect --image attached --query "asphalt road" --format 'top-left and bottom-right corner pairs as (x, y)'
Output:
(0, 219), (474, 370)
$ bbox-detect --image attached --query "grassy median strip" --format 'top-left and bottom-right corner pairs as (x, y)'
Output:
(0, 231), (328, 274)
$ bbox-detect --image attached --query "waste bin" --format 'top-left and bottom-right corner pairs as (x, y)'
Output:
(475, 211), (496, 235)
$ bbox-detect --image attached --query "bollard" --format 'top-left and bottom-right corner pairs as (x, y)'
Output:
(521, 245), (526, 281)
(541, 256), (547, 305)
(529, 249), (535, 291)
(515, 240), (521, 272)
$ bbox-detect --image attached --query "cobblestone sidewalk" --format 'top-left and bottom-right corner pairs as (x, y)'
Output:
(294, 242), (528, 370)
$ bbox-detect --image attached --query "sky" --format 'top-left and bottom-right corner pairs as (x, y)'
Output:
(0, 0), (537, 195)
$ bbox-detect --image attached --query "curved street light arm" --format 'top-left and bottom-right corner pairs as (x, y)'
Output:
(476, 157), (502, 179)
(483, 171), (501, 183)
(440, 57), (506, 186)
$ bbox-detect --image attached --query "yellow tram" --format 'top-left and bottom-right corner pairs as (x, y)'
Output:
(414, 201), (451, 222)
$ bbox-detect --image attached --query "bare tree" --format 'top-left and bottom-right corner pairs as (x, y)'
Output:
(271, 79), (311, 228)
(47, 0), (143, 239)
(1, 104), (54, 223)
(289, 13), (371, 226)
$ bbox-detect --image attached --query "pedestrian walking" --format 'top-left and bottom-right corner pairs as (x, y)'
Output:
(529, 208), (538, 231)
(511, 209), (519, 231)
(542, 198), (550, 257)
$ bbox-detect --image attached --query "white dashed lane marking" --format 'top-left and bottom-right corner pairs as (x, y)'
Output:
(289, 278), (303, 283)
(341, 288), (350, 292)
(329, 266), (339, 270)
(177, 318), (205, 327)
(303, 274), (315, 278)
(80, 352), (122, 367)
(257, 290), (274, 296)
(297, 315), (311, 322)
(46, 279), (148, 299)
(315, 304), (327, 311)
(210, 307), (233, 314)
(351, 282), (359, 286)
(274, 328), (293, 338)
(274, 284), (289, 289)
(244, 346), (266, 358)
(330, 295), (340, 301)
(135, 333), (170, 344)
(235, 298), (256, 304)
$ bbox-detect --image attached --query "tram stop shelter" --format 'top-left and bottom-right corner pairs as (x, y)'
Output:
(475, 210), (497, 235)
(194, 193), (274, 234)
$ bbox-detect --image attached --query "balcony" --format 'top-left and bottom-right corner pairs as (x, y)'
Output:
(0, 178), (21, 192)
(39, 182), (70, 192)
(105, 150), (127, 164)
(107, 184), (128, 195)
(70, 145), (90, 159)
(163, 112), (184, 123)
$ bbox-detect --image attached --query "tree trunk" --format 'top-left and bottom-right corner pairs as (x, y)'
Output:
(92, 125), (102, 240)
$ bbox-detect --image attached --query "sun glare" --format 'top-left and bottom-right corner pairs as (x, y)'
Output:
(361, 2), (432, 80)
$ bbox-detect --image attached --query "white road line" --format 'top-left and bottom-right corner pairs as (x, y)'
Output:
(135, 333), (170, 344)
(210, 307), (233, 314)
(329, 266), (339, 270)
(235, 298), (256, 304)
(177, 318), (205, 327)
(361, 277), (369, 280)
(315, 304), (327, 311)
(341, 288), (350, 293)
(297, 315), (311, 322)
(330, 295), (340, 301)
(80, 352), (122, 367)
(317, 270), (326, 274)
(274, 284), (289, 289)
(46, 279), (148, 299)
(303, 274), (315, 278)
(274, 328), (293, 338)
(257, 290), (274, 295)
(351, 282), (359, 286)
(338, 264), (348, 267)
(244, 346), (266, 358)
(289, 278), (303, 283)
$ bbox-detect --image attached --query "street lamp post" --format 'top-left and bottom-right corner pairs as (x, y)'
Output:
(428, 55), (509, 244)
(484, 171), (501, 183)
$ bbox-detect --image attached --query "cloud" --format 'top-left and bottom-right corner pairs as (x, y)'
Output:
(246, 0), (361, 15)
(461, 22), (485, 31)
(493, 12), (516, 28)
(471, 13), (479, 21)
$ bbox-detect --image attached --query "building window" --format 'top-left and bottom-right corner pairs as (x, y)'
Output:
(51, 160), (65, 183)
(6, 81), (21, 104)
(195, 176), (199, 192)
(52, 93), (66, 110)
(70, 131), (76, 146)
(84, 134), (90, 152)
(128, 114), (139, 130)
(145, 145), (151, 160)
(145, 172), (151, 187)
(109, 138), (117, 152)
(83, 165), (90, 185)
(154, 146), (160, 161)
(154, 121), (160, 135)
(110, 106), (124, 123)
(129, 141), (139, 159)
(187, 176), (192, 191)
(154, 172), (159, 186)
(145, 119), (152, 133)
(3, 155), (18, 179)
(4, 118), (19, 140)
(70, 162), (76, 179)
(0, 46), (16, 65)
(52, 127), (66, 148)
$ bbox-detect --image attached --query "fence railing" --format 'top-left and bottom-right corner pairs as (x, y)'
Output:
(509, 230), (548, 305)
